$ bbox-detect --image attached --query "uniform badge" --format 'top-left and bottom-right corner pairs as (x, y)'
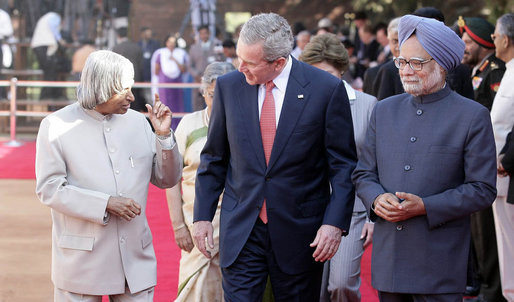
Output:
(491, 82), (500, 92)
(490, 61), (499, 70)
(472, 76), (483, 90)
(478, 60), (490, 72)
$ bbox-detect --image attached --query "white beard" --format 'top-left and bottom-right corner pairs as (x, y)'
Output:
(401, 65), (445, 96)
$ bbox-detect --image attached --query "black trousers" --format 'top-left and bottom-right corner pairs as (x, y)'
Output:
(33, 46), (60, 99)
(469, 207), (506, 301)
(222, 219), (324, 302)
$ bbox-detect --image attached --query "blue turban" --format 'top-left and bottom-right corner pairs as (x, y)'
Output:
(398, 15), (464, 71)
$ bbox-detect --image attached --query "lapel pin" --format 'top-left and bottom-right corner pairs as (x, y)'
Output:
(297, 94), (304, 99)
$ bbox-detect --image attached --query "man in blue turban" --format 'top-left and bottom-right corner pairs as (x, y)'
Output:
(352, 14), (498, 301)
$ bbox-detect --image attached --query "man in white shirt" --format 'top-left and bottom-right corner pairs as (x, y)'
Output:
(491, 13), (514, 302)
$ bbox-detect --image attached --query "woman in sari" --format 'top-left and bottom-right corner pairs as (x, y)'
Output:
(153, 34), (188, 129)
(166, 62), (235, 302)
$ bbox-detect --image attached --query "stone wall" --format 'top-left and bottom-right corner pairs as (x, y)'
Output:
(130, 0), (353, 46)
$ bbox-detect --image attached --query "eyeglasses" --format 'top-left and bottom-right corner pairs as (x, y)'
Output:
(394, 57), (434, 71)
(491, 33), (502, 41)
(203, 91), (215, 98)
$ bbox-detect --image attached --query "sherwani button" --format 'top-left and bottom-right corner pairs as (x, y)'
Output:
(416, 109), (423, 116)
(396, 225), (404, 231)
(404, 165), (411, 171)
(410, 137), (417, 142)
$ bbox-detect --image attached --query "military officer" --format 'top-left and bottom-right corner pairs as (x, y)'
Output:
(460, 16), (505, 111)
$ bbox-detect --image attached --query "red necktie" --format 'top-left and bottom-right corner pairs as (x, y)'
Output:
(259, 81), (276, 224)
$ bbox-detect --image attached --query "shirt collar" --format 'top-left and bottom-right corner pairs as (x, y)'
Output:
(267, 55), (293, 92)
(343, 80), (356, 101)
(411, 83), (451, 104)
(81, 105), (112, 121)
(506, 58), (514, 70)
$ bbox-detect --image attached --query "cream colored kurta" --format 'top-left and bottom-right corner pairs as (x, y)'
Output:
(35, 102), (182, 295)
(174, 108), (223, 302)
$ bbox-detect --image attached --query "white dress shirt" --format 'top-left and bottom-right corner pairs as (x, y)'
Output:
(257, 56), (293, 127)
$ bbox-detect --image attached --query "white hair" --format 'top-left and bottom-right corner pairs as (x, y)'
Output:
(297, 30), (311, 39)
(388, 17), (401, 35)
(239, 13), (294, 61)
(498, 13), (514, 40)
(77, 50), (135, 110)
(200, 62), (235, 94)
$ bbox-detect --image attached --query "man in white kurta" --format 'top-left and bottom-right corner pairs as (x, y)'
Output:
(490, 13), (514, 302)
(35, 50), (182, 301)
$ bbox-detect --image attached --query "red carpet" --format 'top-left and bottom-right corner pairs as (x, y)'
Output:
(0, 140), (37, 179)
(0, 139), (377, 301)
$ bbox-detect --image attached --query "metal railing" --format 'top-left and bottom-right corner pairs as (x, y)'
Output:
(1, 78), (201, 147)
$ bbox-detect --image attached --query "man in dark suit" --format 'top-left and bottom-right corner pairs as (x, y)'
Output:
(138, 27), (160, 83)
(352, 15), (497, 301)
(112, 27), (146, 111)
(192, 12), (357, 302)
(370, 17), (404, 100)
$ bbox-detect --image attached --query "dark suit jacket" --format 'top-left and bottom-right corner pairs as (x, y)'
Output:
(138, 39), (161, 82)
(501, 126), (514, 204)
(374, 59), (404, 101)
(362, 64), (380, 97)
(447, 63), (474, 100)
(471, 53), (505, 111)
(194, 58), (357, 275)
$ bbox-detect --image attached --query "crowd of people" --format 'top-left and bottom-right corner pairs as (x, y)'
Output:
(29, 4), (514, 302)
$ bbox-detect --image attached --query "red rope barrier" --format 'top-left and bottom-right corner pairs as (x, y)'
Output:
(1, 78), (199, 147)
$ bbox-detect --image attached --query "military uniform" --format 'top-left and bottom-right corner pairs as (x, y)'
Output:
(472, 53), (505, 111)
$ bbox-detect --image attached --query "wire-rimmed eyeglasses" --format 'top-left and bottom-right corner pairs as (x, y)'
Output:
(394, 57), (434, 71)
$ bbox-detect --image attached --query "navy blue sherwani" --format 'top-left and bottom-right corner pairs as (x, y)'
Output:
(352, 85), (497, 294)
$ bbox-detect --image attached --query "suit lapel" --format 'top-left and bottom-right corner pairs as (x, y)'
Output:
(237, 78), (267, 168)
(267, 59), (309, 171)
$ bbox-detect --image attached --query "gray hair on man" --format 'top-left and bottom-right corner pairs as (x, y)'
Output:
(388, 17), (401, 35)
(77, 50), (135, 110)
(200, 62), (235, 94)
(497, 13), (514, 40)
(239, 13), (294, 62)
(297, 30), (311, 39)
